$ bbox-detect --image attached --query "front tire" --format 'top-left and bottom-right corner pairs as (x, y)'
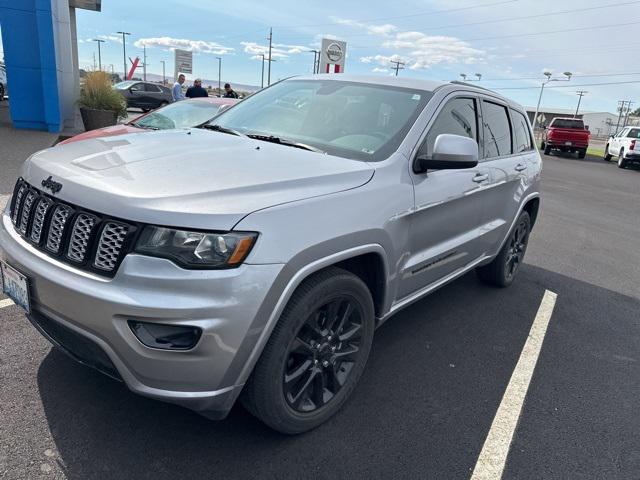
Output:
(241, 267), (375, 434)
(604, 144), (612, 161)
(618, 149), (627, 169)
(544, 144), (551, 155)
(476, 211), (531, 288)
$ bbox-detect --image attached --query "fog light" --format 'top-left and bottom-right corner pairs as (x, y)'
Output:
(128, 321), (202, 350)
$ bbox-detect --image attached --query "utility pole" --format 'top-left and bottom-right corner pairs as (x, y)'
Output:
(615, 100), (627, 134)
(142, 45), (147, 81)
(260, 54), (276, 89)
(117, 31), (131, 80)
(92, 38), (105, 71)
(574, 90), (587, 118)
(624, 100), (634, 127)
(308, 50), (319, 74)
(390, 59), (405, 76)
(216, 57), (222, 97)
(93, 52), (96, 71)
(267, 28), (273, 86)
(160, 60), (166, 84)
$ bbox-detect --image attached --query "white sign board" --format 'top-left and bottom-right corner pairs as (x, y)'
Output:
(174, 49), (193, 78)
(320, 38), (346, 73)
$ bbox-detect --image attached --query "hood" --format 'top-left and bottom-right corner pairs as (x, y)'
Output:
(23, 128), (375, 230)
(59, 124), (144, 145)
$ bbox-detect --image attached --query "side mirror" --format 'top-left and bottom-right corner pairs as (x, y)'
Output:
(415, 134), (478, 173)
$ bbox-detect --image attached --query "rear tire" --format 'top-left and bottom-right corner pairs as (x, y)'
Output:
(618, 149), (627, 169)
(476, 211), (531, 288)
(603, 144), (612, 161)
(158, 101), (169, 108)
(578, 149), (586, 159)
(544, 144), (551, 155)
(241, 267), (375, 434)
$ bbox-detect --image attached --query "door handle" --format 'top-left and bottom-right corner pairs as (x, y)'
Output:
(515, 163), (527, 171)
(472, 173), (489, 183)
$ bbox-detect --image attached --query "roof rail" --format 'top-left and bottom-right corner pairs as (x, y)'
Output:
(449, 80), (493, 92)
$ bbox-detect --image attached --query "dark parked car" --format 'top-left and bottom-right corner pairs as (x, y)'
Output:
(114, 81), (173, 112)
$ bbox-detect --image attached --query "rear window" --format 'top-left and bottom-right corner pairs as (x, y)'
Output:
(550, 118), (584, 129)
(627, 128), (640, 139)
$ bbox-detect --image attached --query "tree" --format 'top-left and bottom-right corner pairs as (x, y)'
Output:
(632, 107), (640, 117)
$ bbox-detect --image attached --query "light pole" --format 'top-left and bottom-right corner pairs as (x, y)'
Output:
(216, 57), (222, 97)
(117, 31), (131, 80)
(92, 39), (105, 71)
(160, 60), (166, 85)
(267, 28), (273, 86)
(532, 71), (572, 132)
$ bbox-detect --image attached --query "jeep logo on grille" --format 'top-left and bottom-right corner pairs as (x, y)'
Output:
(41, 176), (63, 194)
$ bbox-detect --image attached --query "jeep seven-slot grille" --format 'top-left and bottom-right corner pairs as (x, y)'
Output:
(8, 179), (136, 277)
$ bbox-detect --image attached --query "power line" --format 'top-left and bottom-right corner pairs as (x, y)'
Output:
(272, 0), (520, 29)
(278, 0), (640, 40)
(491, 80), (640, 90)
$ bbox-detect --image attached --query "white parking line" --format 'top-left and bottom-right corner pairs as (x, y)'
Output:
(0, 194), (9, 210)
(0, 298), (15, 309)
(470, 289), (558, 480)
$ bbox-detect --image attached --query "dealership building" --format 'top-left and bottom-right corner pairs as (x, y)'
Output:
(0, 0), (99, 133)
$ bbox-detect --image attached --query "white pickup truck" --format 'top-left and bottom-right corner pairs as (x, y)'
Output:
(604, 126), (640, 168)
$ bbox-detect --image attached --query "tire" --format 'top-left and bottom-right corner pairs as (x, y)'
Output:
(603, 144), (612, 161)
(618, 149), (627, 169)
(544, 144), (551, 155)
(476, 211), (531, 288)
(241, 267), (375, 434)
(578, 149), (586, 159)
(141, 108), (151, 113)
(0, 83), (4, 101)
(540, 141), (546, 150)
(158, 101), (169, 108)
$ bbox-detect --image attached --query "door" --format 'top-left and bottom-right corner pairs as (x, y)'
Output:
(398, 95), (490, 299)
(610, 127), (628, 154)
(481, 104), (535, 251)
(128, 82), (147, 107)
(144, 83), (164, 107)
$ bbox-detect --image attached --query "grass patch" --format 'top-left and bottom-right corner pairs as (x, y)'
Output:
(587, 147), (604, 158)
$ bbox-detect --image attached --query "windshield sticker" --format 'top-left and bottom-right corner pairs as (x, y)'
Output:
(412, 94), (421, 101)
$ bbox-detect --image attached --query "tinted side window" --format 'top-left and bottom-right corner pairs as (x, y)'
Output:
(511, 109), (533, 153)
(145, 83), (161, 92)
(419, 97), (478, 156)
(627, 128), (640, 138)
(130, 83), (143, 92)
(482, 101), (512, 158)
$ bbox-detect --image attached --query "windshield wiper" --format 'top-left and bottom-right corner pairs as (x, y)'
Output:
(200, 124), (246, 137)
(246, 134), (325, 153)
(134, 124), (160, 130)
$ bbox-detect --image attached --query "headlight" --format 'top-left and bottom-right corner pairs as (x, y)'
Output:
(135, 226), (257, 268)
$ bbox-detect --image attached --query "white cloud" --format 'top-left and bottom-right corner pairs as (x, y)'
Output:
(134, 37), (234, 55)
(96, 34), (123, 44)
(336, 17), (486, 70)
(331, 17), (397, 37)
(372, 67), (389, 73)
(241, 41), (307, 59)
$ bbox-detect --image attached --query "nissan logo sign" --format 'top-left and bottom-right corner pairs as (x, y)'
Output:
(326, 43), (343, 63)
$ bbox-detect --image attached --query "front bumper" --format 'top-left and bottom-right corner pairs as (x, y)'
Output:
(0, 211), (284, 418)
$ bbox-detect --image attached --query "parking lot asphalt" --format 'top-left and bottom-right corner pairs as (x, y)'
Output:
(1, 152), (639, 479)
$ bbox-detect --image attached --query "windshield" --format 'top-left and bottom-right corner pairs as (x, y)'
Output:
(207, 79), (432, 161)
(133, 100), (224, 130)
(551, 118), (585, 129)
(114, 81), (138, 90)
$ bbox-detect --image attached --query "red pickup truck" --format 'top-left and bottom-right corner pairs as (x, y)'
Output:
(541, 117), (590, 158)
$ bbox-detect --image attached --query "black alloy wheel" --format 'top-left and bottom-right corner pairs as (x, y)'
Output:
(283, 296), (364, 413)
(241, 267), (375, 434)
(504, 218), (529, 282)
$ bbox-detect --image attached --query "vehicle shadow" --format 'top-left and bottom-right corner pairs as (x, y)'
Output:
(35, 264), (640, 479)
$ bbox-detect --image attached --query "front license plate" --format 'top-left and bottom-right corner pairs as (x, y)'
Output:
(564, 141), (572, 146)
(1, 261), (31, 313)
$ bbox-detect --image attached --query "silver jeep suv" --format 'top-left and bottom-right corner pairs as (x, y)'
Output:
(0, 76), (541, 434)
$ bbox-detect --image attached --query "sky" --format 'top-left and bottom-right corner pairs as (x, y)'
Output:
(35, 0), (640, 112)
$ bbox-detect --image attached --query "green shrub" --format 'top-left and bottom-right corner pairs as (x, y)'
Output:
(79, 71), (128, 119)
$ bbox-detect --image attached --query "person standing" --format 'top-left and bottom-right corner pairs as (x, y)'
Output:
(172, 74), (186, 102)
(186, 79), (209, 98)
(223, 83), (239, 99)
